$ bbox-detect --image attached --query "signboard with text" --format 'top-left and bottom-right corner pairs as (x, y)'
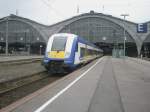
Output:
(137, 23), (147, 33)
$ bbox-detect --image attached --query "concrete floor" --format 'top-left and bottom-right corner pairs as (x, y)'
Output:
(1, 56), (150, 112)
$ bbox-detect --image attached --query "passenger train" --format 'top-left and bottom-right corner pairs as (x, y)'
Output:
(42, 33), (103, 73)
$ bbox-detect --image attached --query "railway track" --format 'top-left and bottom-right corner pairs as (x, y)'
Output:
(0, 71), (48, 94)
(0, 71), (63, 109)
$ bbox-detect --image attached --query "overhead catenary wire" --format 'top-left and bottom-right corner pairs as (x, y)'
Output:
(40, 0), (65, 18)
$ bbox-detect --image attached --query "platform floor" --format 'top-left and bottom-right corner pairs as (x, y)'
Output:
(0, 55), (43, 62)
(1, 56), (150, 112)
(0, 55), (44, 83)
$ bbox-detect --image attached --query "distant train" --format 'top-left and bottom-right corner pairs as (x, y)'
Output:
(42, 33), (103, 73)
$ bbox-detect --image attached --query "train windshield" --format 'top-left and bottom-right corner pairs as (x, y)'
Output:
(51, 36), (67, 51)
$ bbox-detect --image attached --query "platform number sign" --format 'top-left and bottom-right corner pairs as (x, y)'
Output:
(137, 23), (147, 33)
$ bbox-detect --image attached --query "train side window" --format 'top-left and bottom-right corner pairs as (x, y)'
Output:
(80, 47), (85, 57)
(76, 43), (78, 52)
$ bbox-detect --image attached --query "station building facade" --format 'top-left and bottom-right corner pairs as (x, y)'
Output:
(0, 11), (150, 57)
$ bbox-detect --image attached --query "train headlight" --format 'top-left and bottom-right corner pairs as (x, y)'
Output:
(65, 52), (71, 58)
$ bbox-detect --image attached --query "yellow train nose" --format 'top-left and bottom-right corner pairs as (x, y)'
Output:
(49, 51), (65, 59)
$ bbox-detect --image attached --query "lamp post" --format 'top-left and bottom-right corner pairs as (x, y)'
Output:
(27, 29), (30, 55)
(120, 14), (129, 58)
(5, 17), (9, 56)
(40, 45), (42, 55)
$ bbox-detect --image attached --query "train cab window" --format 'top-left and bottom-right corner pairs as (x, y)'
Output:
(51, 36), (67, 51)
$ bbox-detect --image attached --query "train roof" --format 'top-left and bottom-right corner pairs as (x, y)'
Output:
(51, 33), (77, 38)
(76, 35), (102, 51)
(77, 36), (97, 48)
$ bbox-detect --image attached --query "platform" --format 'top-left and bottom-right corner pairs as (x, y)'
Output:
(1, 56), (150, 112)
(0, 55), (44, 83)
(0, 55), (43, 62)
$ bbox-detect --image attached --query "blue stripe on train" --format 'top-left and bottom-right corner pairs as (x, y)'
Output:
(64, 36), (78, 67)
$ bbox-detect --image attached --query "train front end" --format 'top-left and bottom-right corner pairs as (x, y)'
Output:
(43, 33), (77, 73)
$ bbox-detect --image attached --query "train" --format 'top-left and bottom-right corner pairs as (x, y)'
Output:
(42, 33), (103, 73)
